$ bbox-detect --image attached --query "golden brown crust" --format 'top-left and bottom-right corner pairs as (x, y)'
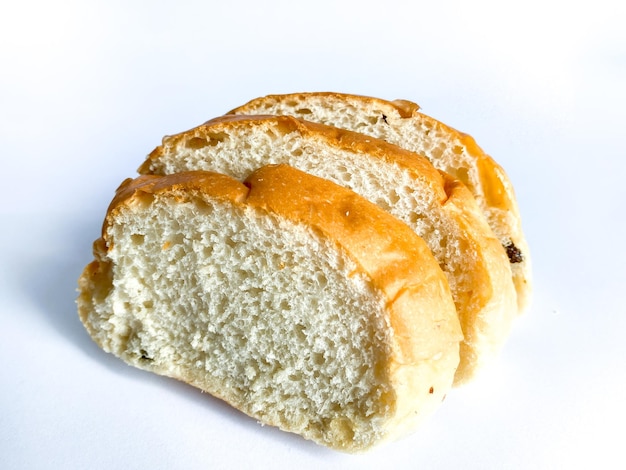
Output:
(103, 170), (248, 235)
(438, 171), (516, 381)
(108, 171), (248, 215)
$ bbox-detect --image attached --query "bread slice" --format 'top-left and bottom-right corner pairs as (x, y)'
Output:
(77, 165), (462, 452)
(138, 114), (517, 384)
(229, 92), (532, 314)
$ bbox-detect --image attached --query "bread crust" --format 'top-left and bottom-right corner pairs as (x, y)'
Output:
(228, 92), (532, 314)
(139, 114), (517, 384)
(103, 171), (249, 235)
(78, 166), (461, 451)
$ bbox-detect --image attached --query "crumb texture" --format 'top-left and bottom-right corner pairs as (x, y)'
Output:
(81, 195), (396, 451)
(141, 116), (516, 384)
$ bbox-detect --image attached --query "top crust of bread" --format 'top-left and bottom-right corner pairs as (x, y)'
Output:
(138, 114), (516, 384)
(228, 92), (532, 313)
(78, 165), (461, 452)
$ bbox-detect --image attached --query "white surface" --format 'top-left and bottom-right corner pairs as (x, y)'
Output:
(2, 1), (625, 468)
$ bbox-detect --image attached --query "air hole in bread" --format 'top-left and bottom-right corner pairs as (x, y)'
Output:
(455, 167), (470, 186)
(314, 272), (328, 288)
(407, 211), (425, 226)
(430, 143), (445, 160)
(201, 245), (213, 258)
(131, 234), (145, 246)
(139, 349), (153, 362)
(312, 352), (324, 366)
(208, 132), (229, 144)
(186, 137), (208, 149)
(296, 108), (312, 115)
(186, 132), (229, 150)
(294, 324), (307, 342)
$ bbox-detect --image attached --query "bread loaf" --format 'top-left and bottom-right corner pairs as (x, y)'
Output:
(77, 165), (462, 452)
(138, 114), (517, 384)
(229, 92), (532, 313)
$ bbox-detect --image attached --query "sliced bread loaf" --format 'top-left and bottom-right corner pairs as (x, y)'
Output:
(229, 92), (532, 313)
(138, 114), (517, 384)
(77, 165), (462, 452)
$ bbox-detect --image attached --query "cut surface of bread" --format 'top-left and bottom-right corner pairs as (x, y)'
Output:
(139, 114), (517, 384)
(229, 92), (532, 314)
(77, 165), (462, 452)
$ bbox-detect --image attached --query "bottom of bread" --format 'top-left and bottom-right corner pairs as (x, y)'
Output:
(77, 166), (462, 452)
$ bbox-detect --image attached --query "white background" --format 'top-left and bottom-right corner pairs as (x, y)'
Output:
(2, 1), (625, 468)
